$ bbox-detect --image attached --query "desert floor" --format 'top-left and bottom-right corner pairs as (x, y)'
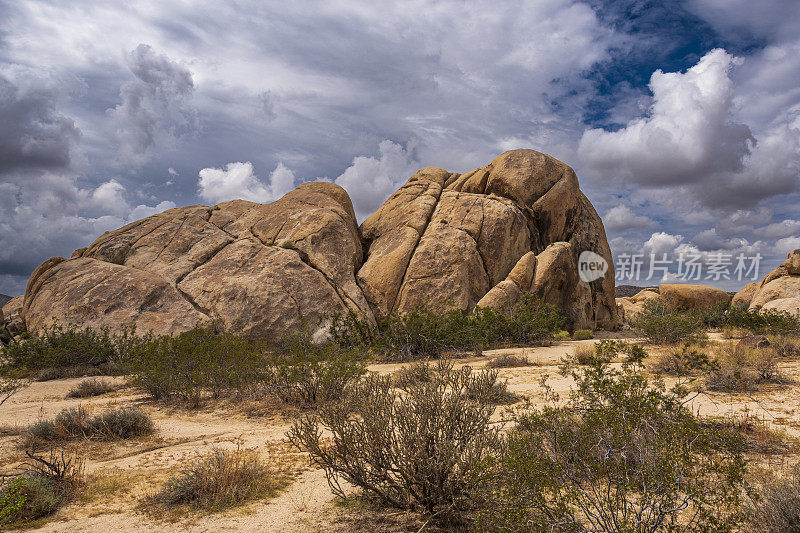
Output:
(2, 335), (799, 532)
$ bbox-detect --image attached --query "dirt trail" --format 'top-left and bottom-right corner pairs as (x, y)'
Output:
(2, 336), (799, 531)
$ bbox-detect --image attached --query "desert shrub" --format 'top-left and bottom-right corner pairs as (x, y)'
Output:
(571, 329), (593, 340)
(745, 465), (800, 532)
(634, 299), (705, 344)
(0, 449), (83, 526)
(572, 343), (596, 365)
(768, 334), (800, 359)
(288, 361), (501, 523)
(706, 342), (791, 392)
(570, 339), (646, 366)
(127, 326), (266, 406)
(473, 357), (747, 532)
(264, 336), (366, 408)
(485, 353), (532, 369)
(1, 325), (148, 378)
(333, 296), (565, 360)
(722, 305), (799, 335)
(651, 343), (718, 376)
(66, 378), (118, 398)
(152, 447), (285, 511)
(552, 330), (571, 341)
(391, 360), (434, 390)
(27, 406), (153, 443)
(464, 370), (520, 405)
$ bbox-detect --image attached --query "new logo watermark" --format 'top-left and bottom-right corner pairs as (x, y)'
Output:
(578, 251), (608, 282)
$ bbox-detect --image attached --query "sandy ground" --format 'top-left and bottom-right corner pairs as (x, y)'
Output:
(2, 336), (799, 532)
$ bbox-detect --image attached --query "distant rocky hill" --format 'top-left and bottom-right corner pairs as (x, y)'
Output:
(3, 149), (619, 339)
(0, 294), (11, 307)
(615, 285), (657, 298)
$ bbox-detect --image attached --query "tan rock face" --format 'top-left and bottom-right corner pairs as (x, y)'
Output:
(731, 282), (759, 308)
(23, 258), (208, 336)
(760, 298), (800, 316)
(16, 149), (618, 337)
(631, 290), (661, 304)
(742, 249), (800, 315)
(360, 149), (617, 329)
(659, 284), (731, 312)
(1, 296), (24, 335)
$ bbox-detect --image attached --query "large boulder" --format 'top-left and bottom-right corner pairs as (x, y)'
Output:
(1, 296), (24, 335)
(734, 249), (800, 317)
(359, 149), (617, 330)
(658, 284), (731, 312)
(15, 149), (618, 337)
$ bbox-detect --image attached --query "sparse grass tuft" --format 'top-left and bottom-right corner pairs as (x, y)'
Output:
(151, 447), (288, 511)
(66, 378), (119, 398)
(745, 465), (800, 532)
(705, 342), (792, 393)
(768, 335), (800, 359)
(485, 353), (532, 369)
(26, 406), (154, 445)
(651, 344), (717, 376)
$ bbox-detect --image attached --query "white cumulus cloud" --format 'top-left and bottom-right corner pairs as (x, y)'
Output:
(198, 161), (296, 204)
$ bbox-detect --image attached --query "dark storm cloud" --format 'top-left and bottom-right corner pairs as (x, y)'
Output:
(0, 0), (798, 294)
(107, 44), (196, 166)
(0, 74), (80, 176)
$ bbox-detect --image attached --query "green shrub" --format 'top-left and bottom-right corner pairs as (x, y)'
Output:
(1, 325), (148, 378)
(351, 296), (565, 360)
(127, 326), (266, 406)
(152, 447), (286, 511)
(634, 299), (705, 344)
(0, 449), (83, 526)
(473, 357), (747, 531)
(66, 378), (118, 399)
(264, 334), (366, 408)
(571, 329), (593, 340)
(288, 361), (501, 523)
(722, 305), (799, 335)
(27, 406), (153, 443)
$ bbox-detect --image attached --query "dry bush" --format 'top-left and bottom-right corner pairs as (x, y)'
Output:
(651, 344), (717, 376)
(706, 342), (791, 392)
(701, 414), (800, 456)
(391, 360), (434, 390)
(288, 361), (501, 523)
(151, 447), (288, 511)
(745, 465), (800, 532)
(66, 378), (118, 398)
(0, 448), (83, 526)
(474, 358), (747, 532)
(572, 343), (597, 365)
(485, 353), (532, 369)
(26, 406), (154, 444)
(768, 335), (800, 359)
(721, 326), (750, 339)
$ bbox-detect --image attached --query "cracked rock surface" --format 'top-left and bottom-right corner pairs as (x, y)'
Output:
(9, 149), (618, 339)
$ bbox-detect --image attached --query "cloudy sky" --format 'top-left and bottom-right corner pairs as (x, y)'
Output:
(1, 0), (798, 296)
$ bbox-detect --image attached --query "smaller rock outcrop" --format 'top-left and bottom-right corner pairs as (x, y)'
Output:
(732, 249), (800, 316)
(659, 284), (731, 312)
(1, 296), (24, 335)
